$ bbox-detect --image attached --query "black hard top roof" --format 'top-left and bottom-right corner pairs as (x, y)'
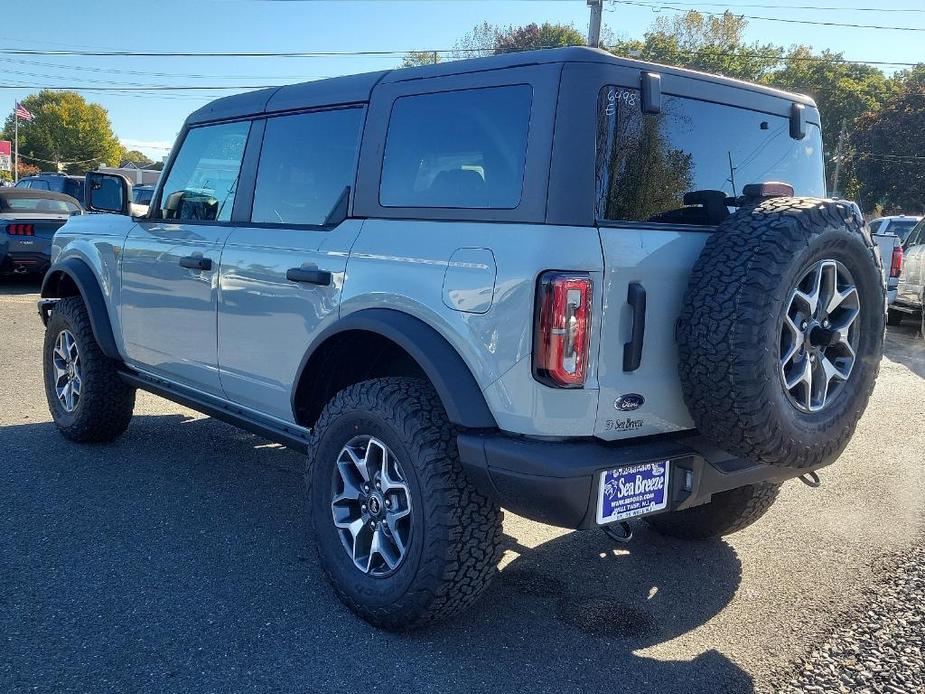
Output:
(186, 46), (816, 125)
(0, 188), (81, 208)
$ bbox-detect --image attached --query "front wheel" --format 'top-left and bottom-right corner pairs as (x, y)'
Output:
(887, 309), (904, 326)
(306, 377), (503, 630)
(645, 482), (781, 540)
(43, 296), (135, 442)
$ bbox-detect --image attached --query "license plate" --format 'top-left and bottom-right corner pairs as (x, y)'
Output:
(596, 461), (670, 525)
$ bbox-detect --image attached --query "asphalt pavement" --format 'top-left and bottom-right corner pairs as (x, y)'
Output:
(1, 275), (923, 694)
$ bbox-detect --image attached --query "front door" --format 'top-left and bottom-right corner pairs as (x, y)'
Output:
(217, 107), (366, 421)
(899, 220), (925, 306)
(120, 119), (251, 395)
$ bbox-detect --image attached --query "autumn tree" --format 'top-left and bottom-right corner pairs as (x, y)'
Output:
(1, 91), (123, 174)
(608, 11), (783, 82)
(400, 50), (441, 68)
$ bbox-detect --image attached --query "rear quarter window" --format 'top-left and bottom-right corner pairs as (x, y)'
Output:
(379, 85), (532, 209)
(595, 88), (825, 226)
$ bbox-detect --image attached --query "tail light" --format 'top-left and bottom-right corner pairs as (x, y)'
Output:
(890, 245), (903, 278)
(534, 271), (592, 388)
(6, 224), (35, 236)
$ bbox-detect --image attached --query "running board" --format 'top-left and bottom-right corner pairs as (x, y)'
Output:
(118, 369), (311, 453)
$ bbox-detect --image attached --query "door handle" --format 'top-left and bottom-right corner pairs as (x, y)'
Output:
(179, 255), (212, 271)
(623, 282), (646, 372)
(286, 267), (332, 286)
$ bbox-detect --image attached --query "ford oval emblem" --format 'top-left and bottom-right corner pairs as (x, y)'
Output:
(614, 394), (645, 411)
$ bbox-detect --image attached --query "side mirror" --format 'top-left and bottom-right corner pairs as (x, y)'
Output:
(85, 171), (133, 215)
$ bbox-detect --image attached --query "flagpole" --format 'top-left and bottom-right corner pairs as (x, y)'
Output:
(14, 106), (18, 183)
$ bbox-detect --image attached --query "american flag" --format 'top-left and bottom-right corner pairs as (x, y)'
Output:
(14, 102), (33, 121)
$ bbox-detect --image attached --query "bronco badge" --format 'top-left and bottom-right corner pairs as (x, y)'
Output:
(614, 393), (645, 411)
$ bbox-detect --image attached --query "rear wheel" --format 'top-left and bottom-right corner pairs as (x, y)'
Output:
(645, 482), (781, 540)
(306, 377), (503, 630)
(43, 296), (135, 442)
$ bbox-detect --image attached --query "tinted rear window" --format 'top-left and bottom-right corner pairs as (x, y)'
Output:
(596, 88), (825, 225)
(252, 108), (363, 226)
(380, 85), (532, 209)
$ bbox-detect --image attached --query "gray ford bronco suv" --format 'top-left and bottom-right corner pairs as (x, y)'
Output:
(38, 47), (884, 629)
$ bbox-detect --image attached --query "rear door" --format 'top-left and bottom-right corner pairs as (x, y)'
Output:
(120, 119), (250, 395)
(899, 221), (925, 305)
(591, 79), (826, 440)
(217, 107), (365, 422)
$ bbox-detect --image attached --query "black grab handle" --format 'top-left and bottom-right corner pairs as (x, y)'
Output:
(623, 282), (646, 372)
(286, 267), (332, 286)
(179, 255), (212, 271)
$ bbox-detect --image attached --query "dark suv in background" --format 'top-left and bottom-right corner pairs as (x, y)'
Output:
(15, 173), (85, 206)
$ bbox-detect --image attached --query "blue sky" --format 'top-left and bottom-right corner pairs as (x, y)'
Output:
(2, 0), (922, 160)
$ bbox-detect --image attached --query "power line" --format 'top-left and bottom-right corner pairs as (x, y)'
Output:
(609, 1), (925, 30)
(613, 0), (925, 12)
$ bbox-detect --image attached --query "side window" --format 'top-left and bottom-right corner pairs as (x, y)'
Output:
(30, 180), (50, 190)
(868, 220), (883, 234)
(251, 108), (363, 226)
(158, 120), (250, 222)
(15, 180), (29, 188)
(907, 221), (925, 248)
(380, 85), (532, 209)
(595, 88), (826, 226)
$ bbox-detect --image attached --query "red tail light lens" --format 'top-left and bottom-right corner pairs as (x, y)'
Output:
(890, 245), (903, 278)
(534, 271), (592, 388)
(6, 224), (35, 236)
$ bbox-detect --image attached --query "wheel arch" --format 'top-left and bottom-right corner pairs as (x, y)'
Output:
(41, 257), (120, 361)
(292, 308), (497, 430)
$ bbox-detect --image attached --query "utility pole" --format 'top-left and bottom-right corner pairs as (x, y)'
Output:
(587, 0), (603, 48)
(832, 118), (847, 197)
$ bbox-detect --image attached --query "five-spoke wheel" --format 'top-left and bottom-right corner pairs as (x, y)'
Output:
(780, 259), (860, 412)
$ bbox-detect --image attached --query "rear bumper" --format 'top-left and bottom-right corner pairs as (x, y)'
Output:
(458, 431), (826, 529)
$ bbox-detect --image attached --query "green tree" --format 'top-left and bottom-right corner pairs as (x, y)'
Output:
(122, 149), (154, 167)
(767, 47), (892, 190)
(1, 90), (123, 174)
(848, 70), (925, 213)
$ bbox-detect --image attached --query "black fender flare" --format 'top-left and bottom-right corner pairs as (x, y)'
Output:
(293, 308), (497, 429)
(41, 257), (121, 360)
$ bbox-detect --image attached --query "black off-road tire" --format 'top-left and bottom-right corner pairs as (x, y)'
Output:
(306, 377), (503, 630)
(645, 482), (781, 540)
(887, 309), (904, 326)
(679, 198), (885, 470)
(43, 296), (135, 442)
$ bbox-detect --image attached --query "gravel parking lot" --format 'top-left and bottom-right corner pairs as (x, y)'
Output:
(1, 276), (923, 694)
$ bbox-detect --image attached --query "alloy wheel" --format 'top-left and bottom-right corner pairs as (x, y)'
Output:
(779, 259), (860, 413)
(331, 435), (412, 577)
(52, 329), (82, 413)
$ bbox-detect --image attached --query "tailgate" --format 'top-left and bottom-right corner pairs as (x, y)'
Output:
(594, 225), (713, 440)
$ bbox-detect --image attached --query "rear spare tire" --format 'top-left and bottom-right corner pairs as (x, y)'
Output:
(678, 197), (884, 470)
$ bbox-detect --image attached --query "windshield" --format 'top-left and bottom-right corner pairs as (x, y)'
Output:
(2, 196), (81, 214)
(133, 187), (154, 205)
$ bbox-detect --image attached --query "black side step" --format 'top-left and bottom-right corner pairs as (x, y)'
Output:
(118, 370), (311, 453)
